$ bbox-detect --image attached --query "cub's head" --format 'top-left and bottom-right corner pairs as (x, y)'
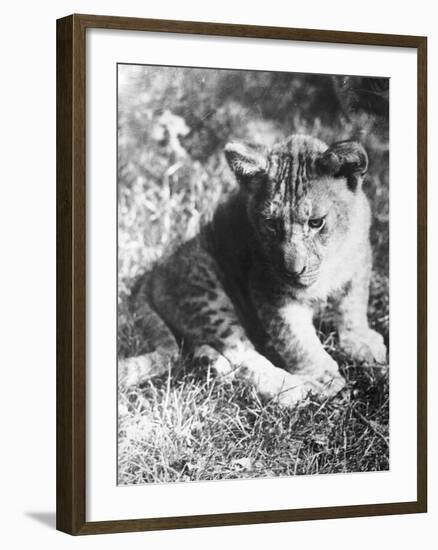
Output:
(225, 134), (368, 288)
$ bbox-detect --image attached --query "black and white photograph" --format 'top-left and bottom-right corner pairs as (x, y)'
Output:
(1, 0), (433, 544)
(117, 64), (390, 485)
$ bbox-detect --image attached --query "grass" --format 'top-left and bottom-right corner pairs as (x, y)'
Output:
(118, 356), (389, 484)
(117, 65), (389, 485)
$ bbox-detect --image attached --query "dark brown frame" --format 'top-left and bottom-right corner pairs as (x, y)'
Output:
(57, 13), (427, 535)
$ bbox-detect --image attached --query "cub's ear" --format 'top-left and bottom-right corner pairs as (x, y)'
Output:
(224, 142), (268, 187)
(318, 141), (368, 190)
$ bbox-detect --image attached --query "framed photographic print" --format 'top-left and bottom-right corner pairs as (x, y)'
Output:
(56, 14), (427, 535)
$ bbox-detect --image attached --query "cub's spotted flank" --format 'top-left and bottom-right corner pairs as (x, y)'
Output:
(119, 134), (387, 408)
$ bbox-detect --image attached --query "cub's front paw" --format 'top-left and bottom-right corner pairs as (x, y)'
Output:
(310, 358), (346, 401)
(339, 328), (387, 365)
(272, 360), (345, 408)
(258, 369), (311, 409)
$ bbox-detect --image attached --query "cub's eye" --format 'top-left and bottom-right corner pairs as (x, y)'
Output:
(264, 219), (284, 239)
(265, 219), (277, 233)
(308, 216), (326, 230)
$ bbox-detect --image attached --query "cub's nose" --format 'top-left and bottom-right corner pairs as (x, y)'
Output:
(293, 265), (307, 277)
(283, 243), (307, 277)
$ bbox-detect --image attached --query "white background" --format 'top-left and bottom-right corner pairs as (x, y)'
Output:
(87, 30), (417, 521)
(0, 0), (435, 548)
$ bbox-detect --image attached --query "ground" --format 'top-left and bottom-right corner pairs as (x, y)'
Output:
(117, 66), (389, 484)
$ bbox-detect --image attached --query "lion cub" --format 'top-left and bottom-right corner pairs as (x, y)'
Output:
(120, 134), (387, 408)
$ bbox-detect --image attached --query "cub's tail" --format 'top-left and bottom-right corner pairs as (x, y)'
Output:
(118, 274), (179, 389)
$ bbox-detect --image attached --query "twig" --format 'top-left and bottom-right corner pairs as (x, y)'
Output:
(354, 409), (389, 448)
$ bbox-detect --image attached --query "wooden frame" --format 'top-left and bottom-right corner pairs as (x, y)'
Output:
(56, 13), (427, 535)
